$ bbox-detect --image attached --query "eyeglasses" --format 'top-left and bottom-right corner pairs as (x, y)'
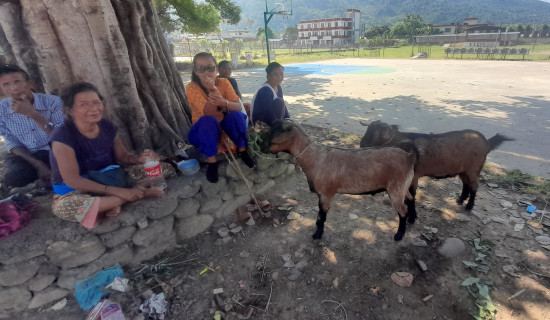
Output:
(77, 101), (103, 110)
(194, 65), (216, 73)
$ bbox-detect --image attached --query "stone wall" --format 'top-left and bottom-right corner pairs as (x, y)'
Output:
(0, 154), (294, 312)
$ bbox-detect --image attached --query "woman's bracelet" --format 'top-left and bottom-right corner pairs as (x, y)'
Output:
(104, 185), (109, 195)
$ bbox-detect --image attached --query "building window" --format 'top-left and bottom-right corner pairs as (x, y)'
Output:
(328, 22), (331, 27)
(308, 24), (311, 29)
(314, 23), (317, 28)
(445, 27), (451, 33)
(321, 23), (324, 28)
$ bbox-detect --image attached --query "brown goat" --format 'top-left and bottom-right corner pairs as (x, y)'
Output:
(265, 120), (416, 241)
(360, 120), (514, 219)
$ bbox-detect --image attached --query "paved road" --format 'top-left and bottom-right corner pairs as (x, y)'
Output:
(229, 58), (550, 179)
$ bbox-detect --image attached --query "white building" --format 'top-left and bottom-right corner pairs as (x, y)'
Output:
(297, 9), (361, 45)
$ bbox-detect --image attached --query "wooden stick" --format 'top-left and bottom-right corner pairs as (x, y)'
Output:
(221, 141), (265, 216)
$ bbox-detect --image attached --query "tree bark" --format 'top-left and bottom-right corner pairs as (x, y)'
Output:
(0, 0), (191, 155)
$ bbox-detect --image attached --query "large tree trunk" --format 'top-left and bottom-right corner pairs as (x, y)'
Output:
(0, 0), (192, 155)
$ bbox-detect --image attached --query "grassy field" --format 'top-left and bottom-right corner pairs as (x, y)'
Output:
(235, 43), (550, 67)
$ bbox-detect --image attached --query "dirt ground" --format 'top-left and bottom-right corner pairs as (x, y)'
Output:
(9, 124), (549, 320)
(2, 58), (549, 319)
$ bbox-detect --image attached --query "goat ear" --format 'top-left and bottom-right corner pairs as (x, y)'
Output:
(359, 120), (369, 127)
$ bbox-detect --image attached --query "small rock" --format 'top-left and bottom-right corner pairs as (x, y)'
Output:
(287, 269), (301, 281)
(283, 261), (295, 268)
(535, 236), (550, 246)
(514, 224), (525, 232)
(438, 238), (465, 257)
(397, 295), (404, 304)
(492, 217), (509, 225)
(423, 226), (438, 234)
(411, 238), (428, 247)
(510, 217), (525, 224)
(416, 260), (428, 272)
(218, 227), (230, 238)
(503, 265), (520, 277)
(230, 226), (243, 234)
(137, 218), (148, 229)
(500, 200), (514, 208)
(271, 272), (279, 281)
(495, 251), (508, 258)
(277, 206), (292, 211)
(391, 272), (414, 287)
(281, 254), (292, 262)
(487, 183), (499, 188)
(287, 212), (301, 220)
(239, 251), (249, 258)
(295, 260), (308, 270)
(213, 288), (224, 295)
(349, 213), (359, 220)
(222, 236), (233, 244)
(245, 218), (256, 226)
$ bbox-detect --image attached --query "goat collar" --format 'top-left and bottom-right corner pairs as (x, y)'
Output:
(383, 131), (395, 145)
(295, 142), (311, 159)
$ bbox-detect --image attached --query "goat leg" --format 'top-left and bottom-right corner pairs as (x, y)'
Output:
(394, 215), (407, 241)
(312, 197), (329, 239)
(406, 185), (417, 224)
(456, 184), (470, 205)
(465, 190), (476, 210)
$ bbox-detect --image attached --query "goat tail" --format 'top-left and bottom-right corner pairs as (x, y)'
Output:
(487, 134), (514, 151)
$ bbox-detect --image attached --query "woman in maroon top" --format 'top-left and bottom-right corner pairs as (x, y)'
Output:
(49, 82), (163, 228)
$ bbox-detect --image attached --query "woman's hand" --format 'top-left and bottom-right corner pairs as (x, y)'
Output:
(110, 187), (144, 202)
(207, 92), (226, 108)
(203, 77), (217, 91)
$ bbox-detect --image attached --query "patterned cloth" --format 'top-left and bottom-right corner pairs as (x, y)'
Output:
(0, 93), (64, 151)
(52, 191), (99, 226)
(186, 78), (239, 123)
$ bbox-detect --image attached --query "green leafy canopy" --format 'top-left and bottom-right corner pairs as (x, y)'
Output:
(155, 0), (242, 34)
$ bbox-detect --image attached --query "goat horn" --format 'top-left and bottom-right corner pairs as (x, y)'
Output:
(359, 120), (369, 126)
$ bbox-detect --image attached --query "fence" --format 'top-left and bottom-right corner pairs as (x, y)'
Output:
(444, 47), (530, 59)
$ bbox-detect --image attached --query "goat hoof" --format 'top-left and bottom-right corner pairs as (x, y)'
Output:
(393, 233), (404, 241)
(456, 199), (464, 205)
(407, 216), (416, 224)
(465, 204), (474, 211)
(312, 232), (323, 240)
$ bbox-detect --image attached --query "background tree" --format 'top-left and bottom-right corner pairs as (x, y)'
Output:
(402, 14), (425, 44)
(390, 23), (408, 39)
(0, 0), (210, 154)
(257, 26), (276, 40)
(282, 26), (298, 45)
(155, 0), (241, 34)
(364, 26), (390, 39)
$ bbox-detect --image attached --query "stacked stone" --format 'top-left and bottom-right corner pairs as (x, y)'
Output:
(0, 154), (294, 313)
